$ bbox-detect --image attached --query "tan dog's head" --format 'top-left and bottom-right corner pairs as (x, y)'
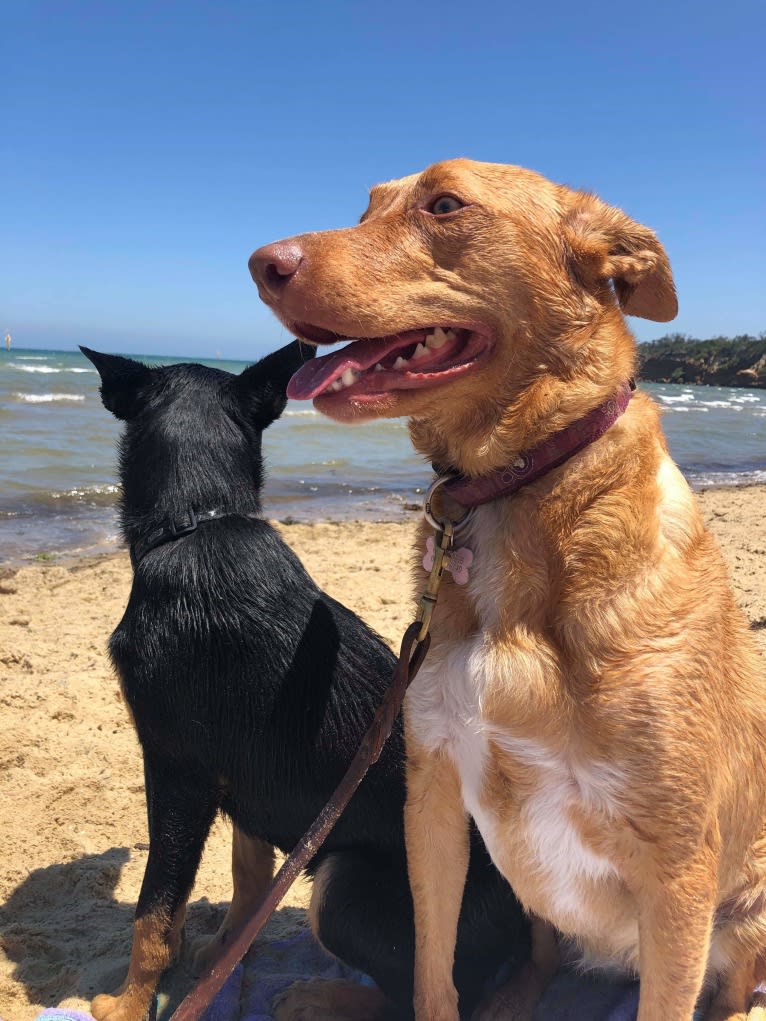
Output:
(250, 159), (676, 472)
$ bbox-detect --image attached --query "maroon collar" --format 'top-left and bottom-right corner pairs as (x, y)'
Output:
(436, 380), (635, 509)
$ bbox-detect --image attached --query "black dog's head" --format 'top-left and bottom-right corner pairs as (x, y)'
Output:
(80, 340), (314, 538)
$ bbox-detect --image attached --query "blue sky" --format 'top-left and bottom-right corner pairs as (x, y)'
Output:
(2, 0), (764, 358)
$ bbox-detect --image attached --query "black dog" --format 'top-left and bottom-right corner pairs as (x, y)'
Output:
(81, 341), (527, 1021)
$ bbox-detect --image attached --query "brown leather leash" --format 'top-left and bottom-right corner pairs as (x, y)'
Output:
(169, 521), (457, 1021)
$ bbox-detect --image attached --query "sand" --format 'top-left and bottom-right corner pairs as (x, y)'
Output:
(1, 493), (765, 1021)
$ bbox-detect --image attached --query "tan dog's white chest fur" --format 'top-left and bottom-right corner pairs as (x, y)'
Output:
(407, 503), (642, 969)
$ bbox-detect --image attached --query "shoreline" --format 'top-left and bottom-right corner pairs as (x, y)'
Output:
(2, 479), (766, 571)
(0, 494), (764, 1019)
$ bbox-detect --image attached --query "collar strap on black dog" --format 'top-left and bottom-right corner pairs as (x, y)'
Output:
(130, 510), (200, 569)
(130, 509), (262, 568)
(432, 379), (636, 510)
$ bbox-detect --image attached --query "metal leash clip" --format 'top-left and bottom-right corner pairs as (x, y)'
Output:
(417, 520), (454, 642)
(423, 473), (474, 533)
(418, 474), (476, 642)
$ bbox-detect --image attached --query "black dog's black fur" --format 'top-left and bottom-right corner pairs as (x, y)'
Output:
(81, 341), (527, 1019)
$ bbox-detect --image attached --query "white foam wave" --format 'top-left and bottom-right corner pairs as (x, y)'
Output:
(658, 393), (696, 404)
(689, 469), (766, 489)
(14, 364), (95, 374)
(283, 409), (320, 417)
(51, 484), (119, 499)
(14, 392), (86, 403)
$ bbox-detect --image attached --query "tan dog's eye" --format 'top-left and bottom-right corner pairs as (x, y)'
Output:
(427, 195), (465, 216)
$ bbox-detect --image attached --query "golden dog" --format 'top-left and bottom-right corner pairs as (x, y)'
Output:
(251, 159), (766, 1021)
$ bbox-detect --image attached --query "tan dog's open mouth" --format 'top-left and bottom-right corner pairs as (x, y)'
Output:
(286, 325), (493, 403)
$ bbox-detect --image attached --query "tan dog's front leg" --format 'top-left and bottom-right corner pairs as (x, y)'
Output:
(405, 738), (469, 1021)
(636, 853), (717, 1021)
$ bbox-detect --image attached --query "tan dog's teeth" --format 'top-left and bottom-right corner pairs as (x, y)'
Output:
(445, 329), (457, 342)
(393, 355), (408, 370)
(374, 363), (384, 371)
(426, 327), (448, 349)
(412, 343), (428, 360)
(330, 379), (343, 392)
(341, 368), (360, 387)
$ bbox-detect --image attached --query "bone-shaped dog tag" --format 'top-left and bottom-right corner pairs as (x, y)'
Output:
(422, 536), (474, 585)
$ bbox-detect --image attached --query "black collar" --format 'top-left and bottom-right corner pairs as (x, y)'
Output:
(129, 508), (257, 569)
(130, 510), (200, 569)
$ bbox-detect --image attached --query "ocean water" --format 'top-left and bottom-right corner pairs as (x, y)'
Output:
(1, 346), (765, 563)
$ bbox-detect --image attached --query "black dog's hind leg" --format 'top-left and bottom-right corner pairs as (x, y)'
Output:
(272, 850), (407, 1021)
(275, 847), (526, 1021)
(192, 825), (276, 971)
(91, 761), (217, 1021)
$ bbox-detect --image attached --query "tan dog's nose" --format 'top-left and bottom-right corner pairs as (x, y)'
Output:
(248, 241), (304, 297)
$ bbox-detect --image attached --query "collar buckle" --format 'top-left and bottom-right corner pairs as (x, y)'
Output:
(169, 509), (198, 538)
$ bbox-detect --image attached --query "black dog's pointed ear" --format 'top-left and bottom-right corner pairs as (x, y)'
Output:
(79, 346), (154, 420)
(235, 340), (316, 429)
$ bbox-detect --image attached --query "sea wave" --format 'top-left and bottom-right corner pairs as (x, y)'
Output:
(50, 484), (120, 502)
(688, 468), (766, 489)
(657, 392), (697, 404)
(13, 392), (86, 403)
(14, 364), (95, 374)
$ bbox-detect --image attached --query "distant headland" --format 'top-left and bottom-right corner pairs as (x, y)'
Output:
(638, 334), (766, 388)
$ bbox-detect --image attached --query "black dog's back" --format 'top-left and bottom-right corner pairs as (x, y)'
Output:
(113, 514), (405, 856)
(82, 340), (405, 857)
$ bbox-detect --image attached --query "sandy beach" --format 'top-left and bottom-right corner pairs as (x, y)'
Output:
(1, 493), (765, 1021)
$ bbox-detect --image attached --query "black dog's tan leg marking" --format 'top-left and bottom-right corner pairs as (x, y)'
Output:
(91, 905), (185, 1021)
(192, 825), (275, 971)
(92, 761), (217, 1021)
(273, 979), (390, 1021)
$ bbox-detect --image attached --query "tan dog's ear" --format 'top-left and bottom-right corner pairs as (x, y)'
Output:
(563, 193), (678, 322)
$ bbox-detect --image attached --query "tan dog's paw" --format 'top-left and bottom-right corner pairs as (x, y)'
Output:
(90, 989), (153, 1021)
(273, 978), (388, 1021)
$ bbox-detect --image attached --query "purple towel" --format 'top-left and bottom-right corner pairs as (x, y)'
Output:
(33, 1012), (98, 1021)
(200, 929), (375, 1021)
(200, 929), (647, 1021)
(37, 933), (710, 1021)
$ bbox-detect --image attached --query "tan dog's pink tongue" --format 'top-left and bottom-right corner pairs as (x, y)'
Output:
(287, 334), (418, 400)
